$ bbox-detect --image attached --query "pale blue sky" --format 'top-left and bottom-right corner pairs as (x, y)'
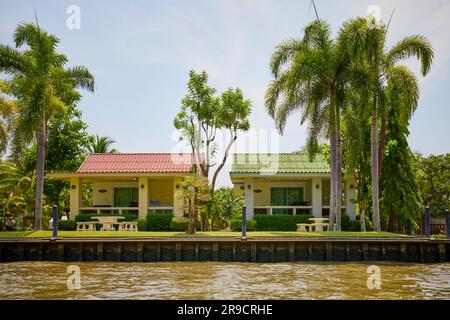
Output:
(1, 0), (449, 187)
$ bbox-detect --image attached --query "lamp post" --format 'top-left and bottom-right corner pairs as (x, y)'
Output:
(445, 209), (450, 238)
(424, 206), (430, 238)
(51, 205), (58, 240)
(241, 206), (247, 240)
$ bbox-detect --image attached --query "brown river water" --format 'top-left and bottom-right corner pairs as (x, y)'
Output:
(0, 261), (449, 299)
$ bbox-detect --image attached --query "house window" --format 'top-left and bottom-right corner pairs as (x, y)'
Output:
(270, 187), (304, 215)
(114, 188), (139, 208)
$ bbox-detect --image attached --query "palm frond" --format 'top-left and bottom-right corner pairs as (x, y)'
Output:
(386, 35), (434, 76)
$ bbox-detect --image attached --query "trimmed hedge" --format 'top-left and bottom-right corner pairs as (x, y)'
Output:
(136, 219), (147, 231)
(169, 220), (187, 232)
(146, 213), (173, 231)
(58, 220), (77, 231)
(254, 214), (313, 231)
(230, 219), (257, 231)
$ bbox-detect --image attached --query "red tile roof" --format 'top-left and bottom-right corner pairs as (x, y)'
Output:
(77, 153), (195, 173)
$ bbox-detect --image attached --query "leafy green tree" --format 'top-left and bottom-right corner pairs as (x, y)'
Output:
(174, 70), (219, 177)
(211, 88), (251, 190)
(342, 103), (371, 231)
(0, 160), (35, 224)
(178, 174), (212, 235)
(0, 23), (94, 229)
(209, 187), (244, 230)
(340, 16), (433, 231)
(86, 135), (118, 153)
(174, 71), (251, 191)
(415, 153), (450, 216)
(380, 106), (421, 232)
(265, 20), (354, 231)
(0, 81), (15, 155)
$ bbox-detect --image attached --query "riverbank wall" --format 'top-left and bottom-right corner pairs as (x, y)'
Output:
(1, 237), (449, 263)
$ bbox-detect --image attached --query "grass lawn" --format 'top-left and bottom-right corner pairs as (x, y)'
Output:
(0, 230), (407, 238)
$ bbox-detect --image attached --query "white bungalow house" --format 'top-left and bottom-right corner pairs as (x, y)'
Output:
(230, 153), (356, 220)
(47, 153), (195, 220)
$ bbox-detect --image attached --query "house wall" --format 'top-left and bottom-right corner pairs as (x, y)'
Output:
(149, 180), (173, 206)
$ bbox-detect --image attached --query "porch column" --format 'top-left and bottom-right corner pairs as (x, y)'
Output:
(345, 177), (356, 220)
(173, 177), (184, 218)
(311, 177), (322, 218)
(244, 180), (254, 220)
(138, 177), (148, 219)
(69, 177), (81, 220)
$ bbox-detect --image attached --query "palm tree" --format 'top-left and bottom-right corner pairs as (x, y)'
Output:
(265, 20), (353, 231)
(0, 23), (94, 230)
(86, 135), (118, 153)
(0, 81), (15, 155)
(340, 17), (433, 231)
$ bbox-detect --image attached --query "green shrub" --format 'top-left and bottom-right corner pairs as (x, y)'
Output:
(136, 219), (148, 231)
(341, 214), (351, 231)
(58, 220), (77, 231)
(170, 219), (187, 232)
(146, 213), (173, 231)
(349, 220), (361, 232)
(254, 214), (312, 231)
(364, 217), (374, 231)
(0, 219), (4, 231)
(229, 219), (256, 231)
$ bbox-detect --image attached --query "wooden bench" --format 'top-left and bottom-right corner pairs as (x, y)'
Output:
(76, 222), (97, 231)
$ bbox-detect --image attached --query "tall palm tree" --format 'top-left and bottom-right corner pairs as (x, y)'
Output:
(0, 81), (15, 155)
(0, 23), (94, 230)
(86, 135), (118, 153)
(340, 17), (433, 231)
(265, 20), (353, 231)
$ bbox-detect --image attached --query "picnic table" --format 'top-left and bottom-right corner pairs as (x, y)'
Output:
(309, 218), (329, 232)
(91, 216), (124, 231)
(296, 218), (330, 232)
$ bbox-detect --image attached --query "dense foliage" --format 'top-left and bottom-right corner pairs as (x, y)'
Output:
(254, 215), (313, 231)
(415, 153), (450, 216)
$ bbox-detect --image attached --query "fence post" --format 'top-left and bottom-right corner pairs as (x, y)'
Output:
(241, 206), (247, 240)
(424, 206), (430, 238)
(52, 205), (58, 239)
(445, 209), (450, 238)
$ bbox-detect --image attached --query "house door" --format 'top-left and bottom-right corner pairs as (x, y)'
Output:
(271, 187), (304, 215)
(114, 188), (138, 213)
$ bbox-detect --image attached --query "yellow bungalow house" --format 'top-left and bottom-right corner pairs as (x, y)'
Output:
(47, 153), (195, 220)
(230, 153), (356, 220)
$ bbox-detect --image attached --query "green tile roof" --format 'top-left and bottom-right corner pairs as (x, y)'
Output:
(230, 153), (330, 175)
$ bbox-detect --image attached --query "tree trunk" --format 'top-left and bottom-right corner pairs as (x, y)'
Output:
(360, 208), (367, 232)
(328, 129), (336, 231)
(187, 198), (196, 235)
(34, 118), (46, 230)
(335, 126), (342, 231)
(371, 97), (381, 232)
(211, 133), (237, 192)
(378, 111), (387, 177)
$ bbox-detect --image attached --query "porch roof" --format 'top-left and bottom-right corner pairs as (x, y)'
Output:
(230, 153), (330, 176)
(48, 153), (195, 178)
(77, 153), (194, 173)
